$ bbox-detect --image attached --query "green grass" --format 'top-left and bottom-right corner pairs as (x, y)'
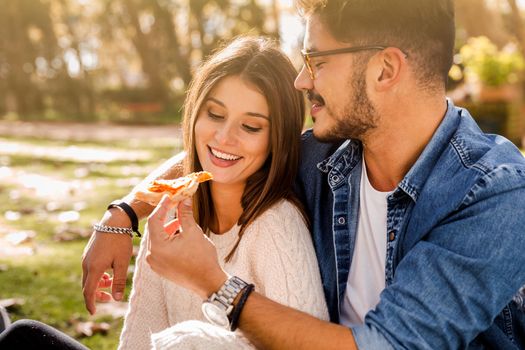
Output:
(2, 110), (183, 126)
(0, 133), (180, 349)
(0, 242), (124, 349)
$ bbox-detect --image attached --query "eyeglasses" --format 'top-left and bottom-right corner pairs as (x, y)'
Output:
(301, 45), (387, 80)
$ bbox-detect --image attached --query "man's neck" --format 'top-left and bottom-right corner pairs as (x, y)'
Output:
(362, 97), (448, 192)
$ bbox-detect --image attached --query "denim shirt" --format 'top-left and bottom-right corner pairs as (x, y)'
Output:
(294, 100), (525, 349)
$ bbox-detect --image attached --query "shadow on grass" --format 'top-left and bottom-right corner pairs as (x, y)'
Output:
(0, 233), (126, 350)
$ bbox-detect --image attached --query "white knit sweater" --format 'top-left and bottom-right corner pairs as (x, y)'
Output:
(118, 199), (329, 350)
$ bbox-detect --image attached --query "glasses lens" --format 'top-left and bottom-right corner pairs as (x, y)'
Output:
(302, 54), (314, 79)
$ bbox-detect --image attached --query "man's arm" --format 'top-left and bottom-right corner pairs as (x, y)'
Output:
(81, 151), (185, 314)
(238, 293), (356, 349)
(145, 196), (359, 350)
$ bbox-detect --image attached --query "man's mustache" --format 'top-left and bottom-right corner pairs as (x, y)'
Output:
(306, 90), (325, 106)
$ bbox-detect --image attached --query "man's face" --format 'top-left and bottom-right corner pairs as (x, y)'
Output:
(294, 15), (380, 143)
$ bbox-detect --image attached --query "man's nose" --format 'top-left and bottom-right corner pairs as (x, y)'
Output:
(294, 65), (314, 92)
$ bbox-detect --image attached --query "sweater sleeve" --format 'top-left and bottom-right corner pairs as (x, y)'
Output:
(244, 200), (329, 321)
(151, 320), (254, 350)
(118, 229), (170, 350)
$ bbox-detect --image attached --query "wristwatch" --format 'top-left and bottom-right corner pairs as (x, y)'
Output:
(201, 276), (248, 329)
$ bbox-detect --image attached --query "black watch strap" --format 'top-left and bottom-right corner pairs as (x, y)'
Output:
(107, 201), (141, 237)
(230, 283), (254, 331)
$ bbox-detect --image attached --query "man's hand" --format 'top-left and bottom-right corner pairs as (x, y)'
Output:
(82, 209), (133, 315)
(146, 196), (358, 350)
(146, 195), (227, 299)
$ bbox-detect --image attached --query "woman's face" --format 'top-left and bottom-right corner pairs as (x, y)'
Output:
(195, 75), (271, 187)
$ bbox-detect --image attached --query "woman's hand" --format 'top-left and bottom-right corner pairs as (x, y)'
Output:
(95, 272), (114, 303)
(146, 195), (228, 299)
(81, 209), (134, 315)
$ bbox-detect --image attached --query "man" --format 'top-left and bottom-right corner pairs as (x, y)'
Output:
(83, 0), (525, 348)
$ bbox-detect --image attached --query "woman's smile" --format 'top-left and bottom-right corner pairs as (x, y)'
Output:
(207, 146), (242, 167)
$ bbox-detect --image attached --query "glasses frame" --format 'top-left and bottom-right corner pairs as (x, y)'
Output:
(301, 45), (387, 80)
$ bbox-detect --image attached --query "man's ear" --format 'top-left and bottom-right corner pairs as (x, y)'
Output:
(371, 47), (406, 92)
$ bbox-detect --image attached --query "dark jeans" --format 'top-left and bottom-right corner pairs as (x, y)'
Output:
(0, 319), (89, 350)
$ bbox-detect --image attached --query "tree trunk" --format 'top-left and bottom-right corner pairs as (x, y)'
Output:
(152, 0), (192, 86)
(506, 0), (525, 58)
(123, 0), (170, 104)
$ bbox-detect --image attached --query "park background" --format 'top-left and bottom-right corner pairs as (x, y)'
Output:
(1, 0), (525, 349)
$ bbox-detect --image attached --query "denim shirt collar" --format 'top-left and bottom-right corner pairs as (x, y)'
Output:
(397, 99), (460, 202)
(317, 139), (362, 188)
(316, 99), (460, 201)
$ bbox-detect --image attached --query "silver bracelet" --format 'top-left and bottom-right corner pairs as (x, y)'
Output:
(93, 224), (133, 238)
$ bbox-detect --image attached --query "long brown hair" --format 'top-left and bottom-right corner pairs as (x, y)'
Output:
(182, 36), (306, 261)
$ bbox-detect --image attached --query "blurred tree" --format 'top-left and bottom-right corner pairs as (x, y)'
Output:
(98, 0), (274, 108)
(0, 0), (56, 115)
(505, 0), (525, 57)
(455, 0), (510, 47)
(456, 0), (525, 60)
(0, 0), (280, 120)
(52, 0), (97, 118)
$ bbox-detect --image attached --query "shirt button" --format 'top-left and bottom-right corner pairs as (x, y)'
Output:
(332, 175), (340, 182)
(389, 231), (396, 241)
(338, 217), (346, 225)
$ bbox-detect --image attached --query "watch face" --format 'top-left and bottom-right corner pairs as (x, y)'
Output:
(201, 302), (230, 329)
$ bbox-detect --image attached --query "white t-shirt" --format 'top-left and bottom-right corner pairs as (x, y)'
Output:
(340, 159), (390, 327)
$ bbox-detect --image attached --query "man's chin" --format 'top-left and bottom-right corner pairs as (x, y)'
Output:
(312, 126), (346, 144)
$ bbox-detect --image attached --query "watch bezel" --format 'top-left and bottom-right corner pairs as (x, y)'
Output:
(201, 276), (249, 329)
(201, 301), (230, 329)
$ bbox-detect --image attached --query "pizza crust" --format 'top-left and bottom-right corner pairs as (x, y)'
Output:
(134, 171), (212, 206)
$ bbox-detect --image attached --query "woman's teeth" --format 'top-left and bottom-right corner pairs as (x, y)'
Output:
(210, 148), (241, 161)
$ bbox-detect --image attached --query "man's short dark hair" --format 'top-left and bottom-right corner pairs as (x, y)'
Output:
(296, 0), (455, 90)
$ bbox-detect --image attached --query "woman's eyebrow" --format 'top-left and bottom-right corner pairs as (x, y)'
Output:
(208, 97), (269, 120)
(207, 97), (225, 107)
(246, 112), (269, 120)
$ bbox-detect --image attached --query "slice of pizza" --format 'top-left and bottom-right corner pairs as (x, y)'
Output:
(135, 171), (213, 206)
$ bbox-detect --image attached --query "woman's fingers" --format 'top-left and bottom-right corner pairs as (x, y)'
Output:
(96, 274), (113, 302)
(97, 272), (112, 288)
(95, 290), (113, 303)
(164, 218), (181, 236)
(176, 198), (198, 235)
(148, 194), (178, 241)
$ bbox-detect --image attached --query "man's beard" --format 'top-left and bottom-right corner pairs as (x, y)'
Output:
(313, 68), (379, 143)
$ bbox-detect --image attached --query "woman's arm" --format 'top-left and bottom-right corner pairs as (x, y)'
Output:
(82, 151), (185, 314)
(118, 229), (170, 350)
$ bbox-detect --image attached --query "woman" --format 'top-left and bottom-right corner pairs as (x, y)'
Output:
(118, 36), (328, 349)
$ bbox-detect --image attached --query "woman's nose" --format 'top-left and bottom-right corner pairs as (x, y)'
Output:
(214, 123), (237, 145)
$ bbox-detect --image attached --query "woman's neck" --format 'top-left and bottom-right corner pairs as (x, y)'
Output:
(209, 182), (244, 234)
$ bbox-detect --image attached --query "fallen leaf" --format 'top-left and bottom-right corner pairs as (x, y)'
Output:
(0, 298), (25, 312)
(53, 226), (91, 242)
(18, 207), (35, 215)
(5, 231), (36, 245)
(0, 246), (35, 256)
(4, 211), (21, 221)
(75, 321), (111, 337)
(57, 211), (80, 223)
(95, 301), (129, 319)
